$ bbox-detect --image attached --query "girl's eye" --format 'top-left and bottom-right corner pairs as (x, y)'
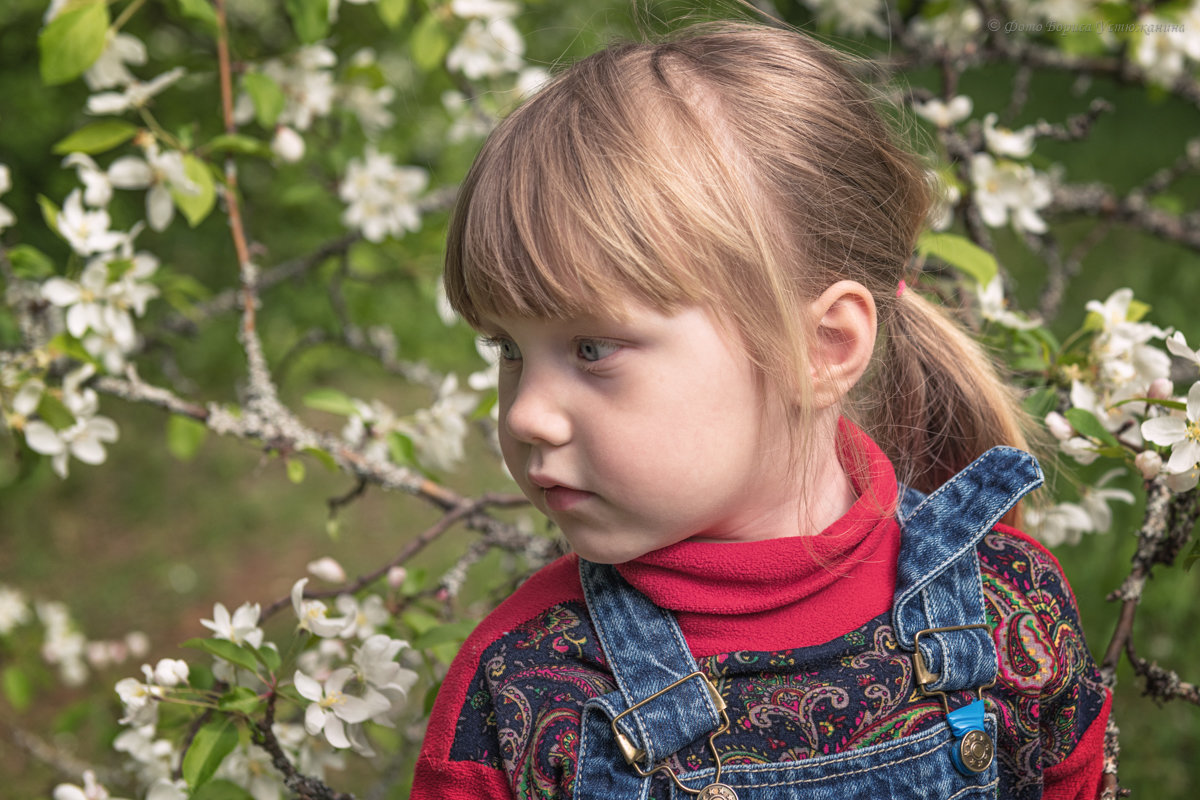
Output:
(576, 339), (620, 363)
(483, 336), (521, 361)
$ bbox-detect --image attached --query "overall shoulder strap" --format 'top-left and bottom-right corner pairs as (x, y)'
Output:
(893, 446), (1043, 694)
(574, 559), (724, 800)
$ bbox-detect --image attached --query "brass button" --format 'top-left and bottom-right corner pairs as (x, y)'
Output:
(958, 729), (995, 773)
(697, 783), (739, 800)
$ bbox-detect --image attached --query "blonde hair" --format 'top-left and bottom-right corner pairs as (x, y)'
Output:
(444, 20), (1033, 507)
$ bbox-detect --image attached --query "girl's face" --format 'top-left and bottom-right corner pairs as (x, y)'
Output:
(481, 300), (807, 564)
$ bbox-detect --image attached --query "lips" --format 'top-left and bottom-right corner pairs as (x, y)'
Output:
(528, 474), (593, 512)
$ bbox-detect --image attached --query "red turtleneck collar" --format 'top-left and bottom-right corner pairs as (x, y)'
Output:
(615, 418), (902, 657)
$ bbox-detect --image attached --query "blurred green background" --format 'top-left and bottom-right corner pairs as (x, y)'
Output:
(2, 0), (1199, 797)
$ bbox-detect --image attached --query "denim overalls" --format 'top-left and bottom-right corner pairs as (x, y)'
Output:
(574, 447), (1043, 800)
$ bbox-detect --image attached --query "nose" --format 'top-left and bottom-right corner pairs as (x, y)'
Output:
(503, 366), (572, 447)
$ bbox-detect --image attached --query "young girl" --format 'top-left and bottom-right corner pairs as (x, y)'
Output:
(412, 20), (1109, 800)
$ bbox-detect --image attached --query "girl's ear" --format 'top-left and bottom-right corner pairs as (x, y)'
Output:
(808, 280), (877, 409)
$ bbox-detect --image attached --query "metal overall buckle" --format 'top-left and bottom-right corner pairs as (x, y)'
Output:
(611, 671), (739, 800)
(912, 624), (997, 775)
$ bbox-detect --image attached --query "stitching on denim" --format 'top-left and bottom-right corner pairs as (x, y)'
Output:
(894, 449), (1041, 617)
(945, 778), (999, 799)
(579, 562), (653, 759)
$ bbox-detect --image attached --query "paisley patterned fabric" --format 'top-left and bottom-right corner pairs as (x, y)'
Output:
(447, 528), (1107, 800)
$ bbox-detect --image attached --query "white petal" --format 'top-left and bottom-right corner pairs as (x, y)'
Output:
(69, 434), (108, 465)
(294, 670), (324, 702)
(108, 157), (153, 189)
(304, 701), (327, 735)
(24, 421), (65, 455)
(42, 278), (82, 306)
(1167, 439), (1200, 473)
(322, 714), (351, 749)
(334, 695), (376, 724)
(14, 380), (44, 416)
(147, 184), (174, 231)
(1142, 416), (1186, 446)
(1188, 382), (1200, 422)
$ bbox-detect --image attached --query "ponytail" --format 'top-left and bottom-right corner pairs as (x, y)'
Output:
(858, 288), (1044, 525)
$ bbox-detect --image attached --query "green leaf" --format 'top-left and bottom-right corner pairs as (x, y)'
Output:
(410, 12), (450, 72)
(171, 154), (217, 227)
(38, 0), (110, 86)
(191, 781), (255, 800)
(2, 666), (33, 713)
(183, 638), (261, 674)
(1063, 408), (1121, 448)
(1023, 387), (1058, 420)
(241, 73), (286, 129)
(303, 447), (338, 472)
(36, 391), (77, 430)
(217, 686), (263, 715)
(286, 458), (306, 484)
(1184, 537), (1200, 572)
(175, 0), (219, 31)
(47, 333), (95, 366)
(303, 387), (360, 416)
(7, 245), (56, 280)
(401, 608), (440, 637)
(412, 620), (476, 650)
(284, 0), (330, 44)
(38, 194), (61, 235)
(255, 645), (281, 673)
(53, 120), (140, 155)
(378, 0), (409, 28)
(205, 134), (272, 159)
(182, 717), (239, 790)
(388, 431), (416, 466)
(167, 415), (209, 461)
(916, 231), (998, 286)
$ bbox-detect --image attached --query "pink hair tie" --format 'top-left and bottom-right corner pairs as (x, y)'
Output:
(896, 279), (907, 298)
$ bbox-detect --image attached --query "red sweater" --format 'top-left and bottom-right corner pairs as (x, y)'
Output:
(413, 427), (1109, 799)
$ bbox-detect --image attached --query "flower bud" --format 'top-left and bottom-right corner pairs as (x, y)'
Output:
(1135, 450), (1163, 480)
(126, 631), (150, 658)
(387, 565), (408, 589)
(271, 125), (305, 163)
(1045, 411), (1073, 441)
(307, 557), (347, 583)
(153, 658), (190, 687)
(1147, 378), (1173, 400)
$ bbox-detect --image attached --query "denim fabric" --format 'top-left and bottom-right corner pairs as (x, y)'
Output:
(574, 446), (1042, 800)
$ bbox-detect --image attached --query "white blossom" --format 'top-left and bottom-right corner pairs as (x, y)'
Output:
(1027, 501), (1094, 546)
(245, 47), (337, 132)
(909, 6), (983, 53)
(53, 771), (128, 800)
(62, 153), (114, 207)
(1133, 14), (1189, 85)
(1085, 288), (1170, 389)
(271, 125), (306, 163)
(1045, 411), (1074, 442)
(402, 374), (477, 472)
(447, 17), (525, 79)
(292, 578), (351, 637)
(982, 112), (1037, 159)
(152, 658), (190, 687)
(87, 68), (186, 116)
(55, 190), (127, 255)
(307, 557), (347, 584)
(0, 585), (30, 635)
(335, 593), (390, 640)
(84, 31), (148, 91)
(1077, 469), (1136, 532)
(115, 666), (165, 726)
(108, 142), (198, 232)
(1166, 331), (1200, 368)
(294, 667), (389, 751)
(977, 277), (1040, 330)
(24, 364), (120, 480)
(200, 601), (265, 648)
(1142, 382), (1200, 475)
(802, 0), (888, 38)
(969, 154), (1052, 234)
(339, 147), (428, 242)
(913, 95), (973, 128)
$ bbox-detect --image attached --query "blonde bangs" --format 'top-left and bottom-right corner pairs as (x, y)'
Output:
(443, 44), (765, 329)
